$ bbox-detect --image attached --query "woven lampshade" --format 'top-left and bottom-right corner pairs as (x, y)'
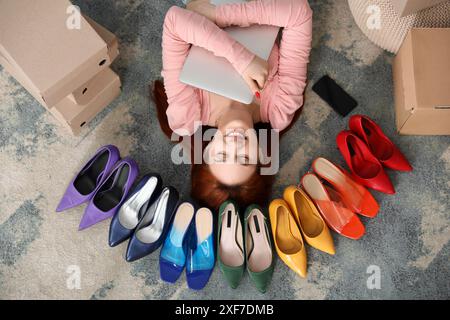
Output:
(348, 0), (450, 53)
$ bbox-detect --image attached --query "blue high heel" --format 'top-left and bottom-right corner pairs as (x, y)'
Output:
(159, 202), (196, 283)
(125, 186), (179, 262)
(108, 174), (162, 247)
(186, 207), (215, 290)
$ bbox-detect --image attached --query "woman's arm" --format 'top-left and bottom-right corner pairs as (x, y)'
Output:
(215, 0), (313, 131)
(161, 6), (255, 135)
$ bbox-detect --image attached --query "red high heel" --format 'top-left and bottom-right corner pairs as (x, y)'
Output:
(301, 173), (365, 240)
(337, 131), (395, 194)
(312, 157), (379, 218)
(349, 115), (412, 172)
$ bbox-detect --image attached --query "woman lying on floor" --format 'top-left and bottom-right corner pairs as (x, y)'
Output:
(152, 0), (313, 210)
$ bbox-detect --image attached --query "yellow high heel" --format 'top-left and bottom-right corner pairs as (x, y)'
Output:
(269, 199), (307, 278)
(283, 186), (335, 255)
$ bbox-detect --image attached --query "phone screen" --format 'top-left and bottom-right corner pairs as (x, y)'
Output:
(312, 75), (358, 117)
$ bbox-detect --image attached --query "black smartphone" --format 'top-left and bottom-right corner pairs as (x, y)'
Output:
(312, 75), (358, 117)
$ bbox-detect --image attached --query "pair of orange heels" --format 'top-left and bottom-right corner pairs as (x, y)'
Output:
(269, 184), (335, 278)
(269, 157), (380, 278)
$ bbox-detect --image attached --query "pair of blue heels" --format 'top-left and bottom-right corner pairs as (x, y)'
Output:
(108, 173), (180, 262)
(159, 202), (215, 290)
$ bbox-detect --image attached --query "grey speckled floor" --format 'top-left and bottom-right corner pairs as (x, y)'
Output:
(0, 0), (449, 300)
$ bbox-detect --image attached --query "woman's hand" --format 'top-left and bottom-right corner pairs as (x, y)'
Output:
(186, 0), (216, 23)
(242, 55), (269, 97)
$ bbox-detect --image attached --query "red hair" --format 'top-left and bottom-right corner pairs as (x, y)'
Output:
(151, 80), (301, 211)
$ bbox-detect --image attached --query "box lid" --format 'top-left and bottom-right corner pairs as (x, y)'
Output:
(49, 68), (121, 135)
(52, 68), (120, 122)
(0, 0), (107, 95)
(409, 28), (450, 109)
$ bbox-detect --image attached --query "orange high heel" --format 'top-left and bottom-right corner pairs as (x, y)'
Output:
(283, 186), (335, 255)
(302, 173), (365, 240)
(312, 157), (379, 218)
(269, 199), (307, 278)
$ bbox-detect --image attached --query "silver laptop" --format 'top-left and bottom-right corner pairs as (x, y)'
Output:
(179, 0), (279, 104)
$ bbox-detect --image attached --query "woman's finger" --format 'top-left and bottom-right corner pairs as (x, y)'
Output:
(244, 76), (261, 95)
(255, 75), (266, 90)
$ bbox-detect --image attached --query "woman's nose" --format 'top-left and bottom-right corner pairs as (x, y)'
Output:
(225, 140), (246, 153)
(225, 134), (246, 146)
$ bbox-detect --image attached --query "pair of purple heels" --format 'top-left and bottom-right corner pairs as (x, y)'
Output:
(56, 145), (139, 230)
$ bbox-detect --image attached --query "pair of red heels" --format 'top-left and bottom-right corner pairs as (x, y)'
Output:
(337, 115), (412, 195)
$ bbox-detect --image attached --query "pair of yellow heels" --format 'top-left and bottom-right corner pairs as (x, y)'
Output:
(269, 186), (335, 278)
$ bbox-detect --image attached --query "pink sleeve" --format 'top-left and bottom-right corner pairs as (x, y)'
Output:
(161, 6), (256, 135)
(216, 0), (313, 131)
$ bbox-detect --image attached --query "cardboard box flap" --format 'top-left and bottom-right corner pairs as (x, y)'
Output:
(411, 28), (450, 109)
(396, 108), (450, 135)
(393, 27), (450, 135)
(0, 0), (107, 95)
(397, 32), (417, 112)
(393, 57), (413, 130)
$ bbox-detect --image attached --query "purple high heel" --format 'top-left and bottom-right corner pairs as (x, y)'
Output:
(79, 157), (139, 230)
(78, 157), (139, 230)
(56, 145), (120, 212)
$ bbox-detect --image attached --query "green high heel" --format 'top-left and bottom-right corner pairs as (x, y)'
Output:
(217, 200), (245, 289)
(244, 204), (275, 293)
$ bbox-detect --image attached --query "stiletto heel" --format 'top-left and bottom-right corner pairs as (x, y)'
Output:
(245, 205), (275, 293)
(56, 145), (120, 212)
(217, 201), (245, 289)
(109, 174), (163, 247)
(349, 115), (412, 171)
(269, 199), (307, 278)
(126, 186), (179, 262)
(79, 157), (139, 230)
(283, 186), (335, 255)
(337, 131), (395, 194)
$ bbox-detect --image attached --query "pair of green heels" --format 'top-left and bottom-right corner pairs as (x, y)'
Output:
(217, 201), (275, 293)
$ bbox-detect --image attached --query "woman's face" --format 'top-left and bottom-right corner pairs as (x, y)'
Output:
(207, 112), (259, 186)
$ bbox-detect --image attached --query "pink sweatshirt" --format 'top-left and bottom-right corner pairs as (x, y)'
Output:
(161, 0), (313, 136)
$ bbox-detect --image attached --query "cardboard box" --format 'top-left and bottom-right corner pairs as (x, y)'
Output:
(0, 0), (112, 108)
(49, 68), (121, 135)
(0, 49), (47, 105)
(68, 16), (120, 105)
(0, 8), (119, 109)
(393, 28), (450, 135)
(1, 48), (121, 135)
(390, 0), (448, 17)
(84, 16), (119, 63)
